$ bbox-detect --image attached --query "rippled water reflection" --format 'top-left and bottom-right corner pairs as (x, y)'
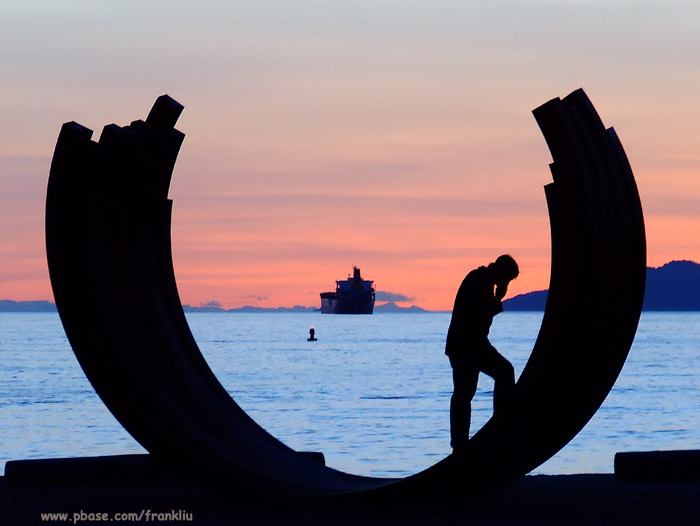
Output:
(1, 312), (698, 477)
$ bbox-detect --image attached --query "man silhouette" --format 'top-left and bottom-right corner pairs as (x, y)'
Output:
(446, 254), (519, 451)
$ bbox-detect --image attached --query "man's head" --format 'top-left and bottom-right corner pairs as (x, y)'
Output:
(489, 254), (519, 285)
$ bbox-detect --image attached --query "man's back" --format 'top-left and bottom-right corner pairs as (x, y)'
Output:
(445, 266), (500, 357)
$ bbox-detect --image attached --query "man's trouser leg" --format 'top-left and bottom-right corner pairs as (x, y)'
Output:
(449, 357), (478, 449)
(479, 344), (515, 415)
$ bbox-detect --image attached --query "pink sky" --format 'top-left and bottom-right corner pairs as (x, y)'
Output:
(2, 2), (699, 311)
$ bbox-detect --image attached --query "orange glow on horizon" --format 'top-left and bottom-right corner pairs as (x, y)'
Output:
(3, 3), (700, 312)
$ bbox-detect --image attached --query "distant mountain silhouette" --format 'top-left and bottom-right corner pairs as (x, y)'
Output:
(502, 290), (549, 311)
(183, 304), (319, 313)
(504, 260), (700, 311)
(374, 301), (426, 313)
(0, 300), (57, 312)
(3, 299), (424, 313)
(643, 260), (700, 310)
(182, 304), (227, 313)
(0, 300), (319, 313)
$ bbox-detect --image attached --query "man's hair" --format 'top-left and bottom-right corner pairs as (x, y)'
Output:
(494, 254), (519, 280)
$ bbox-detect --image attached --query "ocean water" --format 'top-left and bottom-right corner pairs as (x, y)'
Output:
(1, 311), (699, 478)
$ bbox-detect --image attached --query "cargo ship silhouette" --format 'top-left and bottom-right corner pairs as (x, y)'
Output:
(320, 267), (375, 314)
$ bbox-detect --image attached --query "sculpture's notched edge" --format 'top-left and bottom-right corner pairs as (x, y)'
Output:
(43, 90), (645, 500)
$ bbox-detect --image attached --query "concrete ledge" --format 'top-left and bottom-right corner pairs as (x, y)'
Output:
(4, 455), (180, 485)
(5, 452), (325, 486)
(615, 450), (700, 480)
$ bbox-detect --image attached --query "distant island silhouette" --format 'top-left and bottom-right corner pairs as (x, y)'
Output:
(183, 304), (317, 313)
(504, 260), (700, 311)
(4, 261), (699, 313)
(374, 301), (427, 313)
(1, 300), (425, 313)
(181, 302), (425, 313)
(0, 300), (57, 312)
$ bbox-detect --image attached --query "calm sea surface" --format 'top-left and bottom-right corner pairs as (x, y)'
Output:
(1, 311), (699, 478)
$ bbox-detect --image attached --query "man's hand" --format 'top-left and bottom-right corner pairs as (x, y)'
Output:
(495, 281), (508, 301)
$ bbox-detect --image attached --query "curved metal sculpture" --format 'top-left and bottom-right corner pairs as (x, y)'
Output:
(45, 89), (645, 500)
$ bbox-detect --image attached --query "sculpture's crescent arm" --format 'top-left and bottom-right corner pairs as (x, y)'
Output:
(387, 90), (646, 499)
(45, 90), (645, 500)
(46, 97), (390, 496)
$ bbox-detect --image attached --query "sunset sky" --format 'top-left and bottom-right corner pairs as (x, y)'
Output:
(2, 1), (699, 311)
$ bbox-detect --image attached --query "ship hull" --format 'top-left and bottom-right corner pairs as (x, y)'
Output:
(320, 294), (374, 314)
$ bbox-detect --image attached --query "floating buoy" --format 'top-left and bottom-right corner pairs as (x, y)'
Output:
(307, 326), (317, 341)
